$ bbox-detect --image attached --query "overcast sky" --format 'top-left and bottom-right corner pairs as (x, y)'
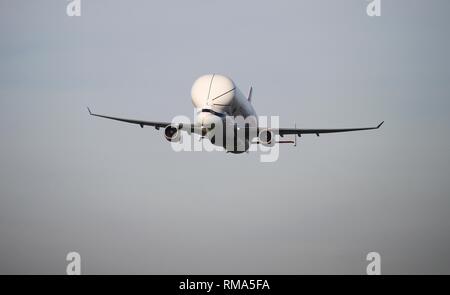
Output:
(1, 0), (449, 274)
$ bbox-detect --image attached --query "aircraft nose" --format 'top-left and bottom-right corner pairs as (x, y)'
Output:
(197, 112), (221, 129)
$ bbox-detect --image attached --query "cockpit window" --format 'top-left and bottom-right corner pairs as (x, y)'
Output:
(199, 109), (226, 118)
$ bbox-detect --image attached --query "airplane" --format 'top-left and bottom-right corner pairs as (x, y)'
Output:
(88, 74), (383, 153)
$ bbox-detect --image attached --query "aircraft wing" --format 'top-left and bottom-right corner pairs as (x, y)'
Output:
(87, 107), (197, 132)
(87, 107), (171, 129)
(272, 121), (384, 137)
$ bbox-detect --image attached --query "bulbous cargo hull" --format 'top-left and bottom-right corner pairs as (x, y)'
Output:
(191, 74), (256, 118)
(191, 74), (258, 153)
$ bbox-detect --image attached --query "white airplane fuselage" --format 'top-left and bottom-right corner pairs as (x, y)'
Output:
(191, 74), (258, 153)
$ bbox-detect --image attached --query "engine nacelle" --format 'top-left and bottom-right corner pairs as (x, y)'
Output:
(258, 129), (274, 147)
(164, 125), (181, 142)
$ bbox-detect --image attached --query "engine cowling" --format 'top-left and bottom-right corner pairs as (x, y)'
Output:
(164, 125), (181, 142)
(258, 129), (274, 147)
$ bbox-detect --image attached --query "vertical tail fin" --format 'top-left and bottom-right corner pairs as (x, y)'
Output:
(248, 86), (253, 102)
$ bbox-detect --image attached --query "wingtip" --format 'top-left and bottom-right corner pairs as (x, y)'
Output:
(377, 121), (384, 128)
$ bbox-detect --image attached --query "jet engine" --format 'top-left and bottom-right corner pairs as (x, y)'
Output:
(258, 129), (274, 147)
(164, 125), (181, 142)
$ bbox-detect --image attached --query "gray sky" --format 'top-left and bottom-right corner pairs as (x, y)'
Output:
(1, 0), (450, 274)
